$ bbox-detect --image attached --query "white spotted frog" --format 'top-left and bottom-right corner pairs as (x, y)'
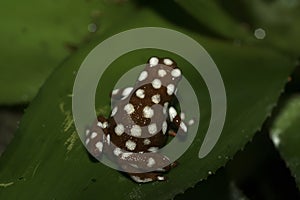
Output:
(85, 57), (194, 183)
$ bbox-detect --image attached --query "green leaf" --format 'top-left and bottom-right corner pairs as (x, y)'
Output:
(244, 0), (300, 56)
(176, 0), (300, 57)
(175, 0), (252, 40)
(0, 4), (295, 200)
(215, 0), (300, 56)
(270, 95), (300, 189)
(0, 0), (131, 104)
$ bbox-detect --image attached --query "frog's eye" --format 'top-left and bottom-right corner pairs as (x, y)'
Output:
(149, 57), (159, 67)
(148, 56), (178, 69)
(163, 58), (173, 65)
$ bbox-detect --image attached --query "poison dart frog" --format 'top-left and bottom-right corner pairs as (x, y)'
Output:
(85, 57), (194, 183)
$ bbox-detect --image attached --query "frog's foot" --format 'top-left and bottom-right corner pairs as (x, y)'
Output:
(168, 107), (195, 137)
(129, 172), (167, 183)
(160, 161), (178, 172)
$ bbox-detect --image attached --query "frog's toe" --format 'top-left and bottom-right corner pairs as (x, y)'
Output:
(129, 173), (167, 183)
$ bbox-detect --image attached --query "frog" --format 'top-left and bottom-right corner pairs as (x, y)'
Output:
(84, 56), (194, 183)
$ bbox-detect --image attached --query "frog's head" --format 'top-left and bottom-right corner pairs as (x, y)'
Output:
(135, 56), (182, 94)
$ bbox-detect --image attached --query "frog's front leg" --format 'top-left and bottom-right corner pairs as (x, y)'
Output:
(168, 106), (194, 137)
(110, 87), (134, 101)
(85, 116), (110, 159)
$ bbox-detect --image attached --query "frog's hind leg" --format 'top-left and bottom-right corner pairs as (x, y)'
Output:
(84, 116), (110, 160)
(128, 161), (178, 183)
(116, 151), (178, 183)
